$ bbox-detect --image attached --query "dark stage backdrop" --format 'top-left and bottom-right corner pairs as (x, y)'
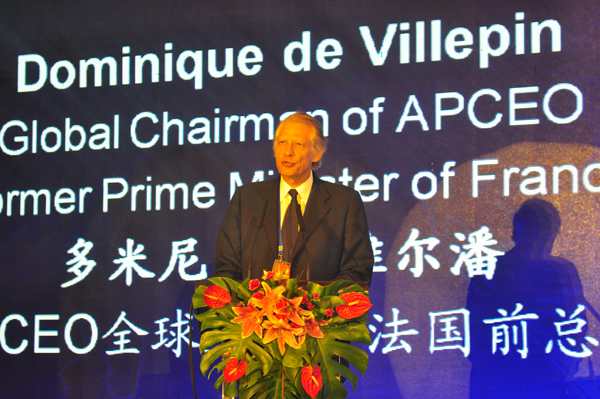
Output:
(1, 1), (599, 398)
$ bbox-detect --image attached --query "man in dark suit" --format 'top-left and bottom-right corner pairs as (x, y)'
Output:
(213, 112), (373, 285)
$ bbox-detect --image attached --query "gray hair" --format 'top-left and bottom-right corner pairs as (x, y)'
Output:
(273, 112), (327, 169)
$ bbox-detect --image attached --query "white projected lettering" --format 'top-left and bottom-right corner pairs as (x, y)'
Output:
(17, 43), (264, 93)
(359, 12), (561, 69)
(2, 81), (583, 157)
(61, 236), (207, 288)
(0, 115), (120, 155)
(2, 304), (595, 361)
(14, 11), (564, 97)
(102, 177), (215, 213)
(471, 159), (600, 198)
(0, 186), (92, 217)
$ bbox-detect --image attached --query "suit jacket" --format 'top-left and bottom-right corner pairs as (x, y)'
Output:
(213, 175), (374, 285)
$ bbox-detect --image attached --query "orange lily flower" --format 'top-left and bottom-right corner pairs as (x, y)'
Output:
(275, 296), (312, 326)
(231, 302), (264, 339)
(251, 282), (286, 314)
(304, 315), (329, 339)
(296, 315), (329, 345)
(262, 313), (303, 355)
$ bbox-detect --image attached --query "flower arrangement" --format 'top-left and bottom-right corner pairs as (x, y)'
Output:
(192, 271), (372, 399)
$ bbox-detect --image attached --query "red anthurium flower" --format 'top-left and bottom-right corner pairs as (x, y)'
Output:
(335, 292), (372, 319)
(223, 357), (248, 383)
(301, 365), (322, 399)
(249, 278), (260, 290)
(203, 285), (231, 309)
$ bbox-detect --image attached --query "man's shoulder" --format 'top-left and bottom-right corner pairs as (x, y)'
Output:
(315, 176), (360, 198)
(235, 177), (278, 197)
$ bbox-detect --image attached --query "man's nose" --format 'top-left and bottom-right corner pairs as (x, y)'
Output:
(284, 144), (294, 156)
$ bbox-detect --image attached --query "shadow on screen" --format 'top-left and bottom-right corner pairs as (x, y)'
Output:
(467, 199), (599, 399)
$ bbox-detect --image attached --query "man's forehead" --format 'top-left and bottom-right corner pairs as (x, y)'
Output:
(279, 120), (315, 140)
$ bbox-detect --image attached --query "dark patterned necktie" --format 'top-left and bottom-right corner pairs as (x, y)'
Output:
(282, 189), (298, 262)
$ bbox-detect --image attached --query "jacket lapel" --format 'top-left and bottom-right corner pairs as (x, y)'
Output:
(259, 178), (280, 261)
(291, 176), (331, 261)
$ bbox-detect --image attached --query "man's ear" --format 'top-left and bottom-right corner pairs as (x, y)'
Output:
(312, 149), (323, 163)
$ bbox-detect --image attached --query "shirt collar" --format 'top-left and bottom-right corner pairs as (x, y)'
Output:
(279, 171), (314, 204)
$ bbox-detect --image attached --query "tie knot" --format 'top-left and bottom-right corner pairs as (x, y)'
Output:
(288, 189), (298, 201)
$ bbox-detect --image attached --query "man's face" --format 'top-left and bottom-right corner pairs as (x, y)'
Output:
(274, 121), (323, 187)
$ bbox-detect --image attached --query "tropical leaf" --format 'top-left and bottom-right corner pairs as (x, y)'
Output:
(224, 380), (239, 398)
(318, 295), (346, 310)
(306, 323), (371, 398)
(282, 346), (310, 368)
(284, 279), (299, 298)
(199, 312), (274, 378)
(221, 277), (242, 297)
(239, 361), (300, 399)
(192, 284), (209, 308)
(236, 277), (252, 300)
(320, 280), (363, 297)
(208, 277), (229, 289)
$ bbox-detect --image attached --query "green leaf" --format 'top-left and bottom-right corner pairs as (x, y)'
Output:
(319, 295), (346, 310)
(208, 277), (229, 290)
(282, 346), (310, 368)
(193, 307), (216, 323)
(200, 342), (234, 377)
(305, 323), (371, 398)
(306, 282), (324, 298)
(222, 277), (241, 298)
(244, 360), (263, 387)
(224, 381), (239, 398)
(214, 374), (225, 391)
(236, 277), (252, 300)
(240, 365), (300, 399)
(192, 285), (208, 308)
(337, 283), (367, 295)
(324, 323), (371, 347)
(208, 356), (230, 380)
(283, 366), (299, 387)
(321, 280), (359, 296)
(198, 315), (274, 378)
(285, 279), (299, 298)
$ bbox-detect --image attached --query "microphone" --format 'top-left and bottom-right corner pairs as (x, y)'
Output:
(295, 201), (310, 281)
(248, 200), (268, 280)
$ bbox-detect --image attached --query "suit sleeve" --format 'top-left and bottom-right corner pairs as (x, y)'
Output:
(213, 188), (244, 280)
(336, 190), (374, 286)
